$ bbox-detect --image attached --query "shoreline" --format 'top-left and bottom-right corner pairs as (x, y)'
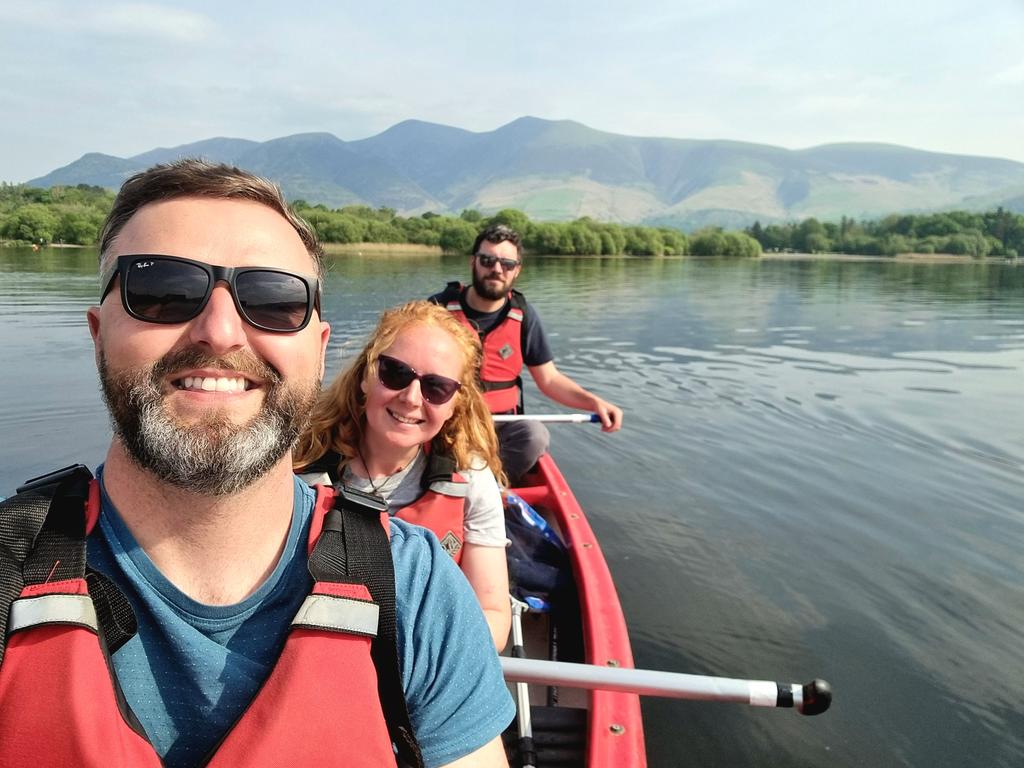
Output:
(757, 251), (1015, 264)
(1, 241), (88, 249)
(3, 241), (1016, 265)
(322, 242), (443, 256)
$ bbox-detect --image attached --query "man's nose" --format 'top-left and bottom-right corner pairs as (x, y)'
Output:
(187, 283), (248, 354)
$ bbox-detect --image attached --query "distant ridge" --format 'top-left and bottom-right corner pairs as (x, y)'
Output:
(28, 117), (1024, 228)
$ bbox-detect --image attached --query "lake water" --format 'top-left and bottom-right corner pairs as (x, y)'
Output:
(1, 247), (1022, 767)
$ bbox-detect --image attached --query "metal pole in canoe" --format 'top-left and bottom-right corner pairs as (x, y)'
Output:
(493, 413), (600, 423)
(500, 657), (832, 715)
(509, 598), (537, 768)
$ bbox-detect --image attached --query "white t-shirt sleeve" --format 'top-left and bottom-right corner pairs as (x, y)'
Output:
(459, 462), (507, 547)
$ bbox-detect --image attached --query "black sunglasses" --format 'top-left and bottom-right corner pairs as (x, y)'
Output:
(377, 354), (461, 405)
(475, 253), (520, 271)
(101, 254), (320, 333)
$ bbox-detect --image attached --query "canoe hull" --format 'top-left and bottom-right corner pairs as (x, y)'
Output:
(510, 454), (646, 767)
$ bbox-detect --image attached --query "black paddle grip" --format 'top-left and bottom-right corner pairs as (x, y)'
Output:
(798, 678), (832, 715)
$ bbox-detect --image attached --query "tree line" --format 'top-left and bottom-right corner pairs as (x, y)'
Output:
(0, 183), (114, 245)
(2, 181), (1020, 259)
(291, 202), (761, 257)
(745, 209), (1023, 259)
(0, 184), (759, 256)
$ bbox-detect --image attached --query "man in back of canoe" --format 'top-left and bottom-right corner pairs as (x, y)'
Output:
(0, 159), (513, 768)
(429, 224), (623, 482)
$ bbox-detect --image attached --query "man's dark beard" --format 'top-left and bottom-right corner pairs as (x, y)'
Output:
(472, 268), (515, 301)
(98, 348), (319, 496)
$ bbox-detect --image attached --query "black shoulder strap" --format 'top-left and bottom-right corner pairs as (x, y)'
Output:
(508, 288), (528, 312)
(433, 281), (464, 307)
(0, 464), (138, 667)
(308, 489), (424, 768)
(510, 290), (530, 413)
(421, 448), (457, 489)
(302, 449), (344, 484)
(0, 465), (91, 665)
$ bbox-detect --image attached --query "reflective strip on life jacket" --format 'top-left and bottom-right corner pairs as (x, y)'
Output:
(297, 470), (332, 486)
(291, 594), (379, 637)
(7, 593), (98, 635)
(428, 480), (468, 500)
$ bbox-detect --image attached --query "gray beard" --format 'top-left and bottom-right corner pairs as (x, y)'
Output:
(98, 348), (319, 497)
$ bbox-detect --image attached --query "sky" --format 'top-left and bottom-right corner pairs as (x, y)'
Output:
(2, 0), (1022, 182)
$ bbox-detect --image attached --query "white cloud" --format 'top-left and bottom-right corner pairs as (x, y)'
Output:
(90, 3), (214, 43)
(990, 60), (1024, 85)
(0, 1), (214, 43)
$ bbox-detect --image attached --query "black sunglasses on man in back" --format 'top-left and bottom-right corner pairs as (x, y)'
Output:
(100, 254), (321, 333)
(474, 253), (520, 271)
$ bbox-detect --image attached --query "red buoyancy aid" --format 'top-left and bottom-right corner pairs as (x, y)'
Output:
(441, 282), (526, 414)
(0, 478), (409, 768)
(298, 448), (470, 565)
(395, 464), (469, 564)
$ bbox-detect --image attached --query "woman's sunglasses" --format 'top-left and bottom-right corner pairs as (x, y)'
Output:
(101, 254), (320, 333)
(475, 253), (520, 271)
(377, 354), (461, 405)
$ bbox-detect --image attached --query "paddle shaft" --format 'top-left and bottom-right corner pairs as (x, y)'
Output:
(493, 413), (599, 423)
(500, 657), (831, 715)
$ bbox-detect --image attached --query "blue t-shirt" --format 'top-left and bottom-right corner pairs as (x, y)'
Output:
(86, 469), (514, 768)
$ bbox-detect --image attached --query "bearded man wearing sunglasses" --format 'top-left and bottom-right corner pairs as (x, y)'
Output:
(430, 224), (623, 482)
(0, 160), (513, 768)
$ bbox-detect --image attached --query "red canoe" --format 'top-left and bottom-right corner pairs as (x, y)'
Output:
(505, 453), (646, 767)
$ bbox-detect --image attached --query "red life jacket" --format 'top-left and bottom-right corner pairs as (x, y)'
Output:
(0, 467), (422, 768)
(298, 448), (470, 564)
(394, 456), (469, 564)
(439, 282), (527, 414)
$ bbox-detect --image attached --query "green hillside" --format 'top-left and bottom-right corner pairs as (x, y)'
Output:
(26, 118), (1024, 228)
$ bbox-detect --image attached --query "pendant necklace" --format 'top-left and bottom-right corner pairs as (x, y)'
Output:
(355, 445), (388, 497)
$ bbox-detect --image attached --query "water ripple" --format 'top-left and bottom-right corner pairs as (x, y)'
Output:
(4, 251), (1023, 768)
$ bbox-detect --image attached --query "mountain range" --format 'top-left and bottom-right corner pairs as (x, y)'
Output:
(29, 117), (1024, 229)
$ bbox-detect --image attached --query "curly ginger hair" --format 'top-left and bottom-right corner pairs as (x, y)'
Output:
(293, 301), (505, 485)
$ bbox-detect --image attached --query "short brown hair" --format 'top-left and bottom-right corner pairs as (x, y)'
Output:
(472, 223), (522, 258)
(98, 158), (323, 279)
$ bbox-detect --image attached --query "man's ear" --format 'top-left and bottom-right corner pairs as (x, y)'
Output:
(87, 305), (104, 369)
(87, 306), (102, 345)
(318, 321), (331, 380)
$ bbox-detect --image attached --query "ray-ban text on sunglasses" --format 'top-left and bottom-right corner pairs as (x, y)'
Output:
(101, 254), (321, 333)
